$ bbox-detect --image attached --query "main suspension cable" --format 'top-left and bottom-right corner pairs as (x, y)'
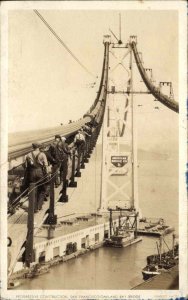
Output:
(33, 9), (95, 78)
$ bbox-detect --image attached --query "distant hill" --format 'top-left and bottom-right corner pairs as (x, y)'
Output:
(138, 149), (169, 161)
(95, 144), (176, 161)
(8, 130), (177, 162)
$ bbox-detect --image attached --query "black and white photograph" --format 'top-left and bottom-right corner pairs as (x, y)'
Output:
(0, 1), (187, 299)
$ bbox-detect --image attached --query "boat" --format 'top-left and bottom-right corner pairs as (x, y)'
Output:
(138, 217), (175, 236)
(8, 280), (22, 289)
(142, 264), (161, 280)
(142, 234), (179, 280)
(104, 208), (142, 248)
(105, 229), (141, 248)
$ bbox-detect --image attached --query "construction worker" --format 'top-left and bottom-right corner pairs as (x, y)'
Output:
(58, 137), (71, 202)
(73, 128), (87, 173)
(25, 143), (49, 212)
(48, 135), (62, 187)
(81, 125), (92, 162)
(60, 136), (71, 160)
(40, 144), (56, 166)
(83, 124), (92, 136)
(74, 128), (86, 149)
(39, 144), (54, 200)
(82, 125), (92, 142)
(49, 135), (62, 157)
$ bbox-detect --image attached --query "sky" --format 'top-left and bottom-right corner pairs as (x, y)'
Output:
(8, 7), (179, 152)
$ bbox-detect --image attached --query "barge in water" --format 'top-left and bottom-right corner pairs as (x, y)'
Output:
(142, 234), (179, 280)
(104, 208), (142, 248)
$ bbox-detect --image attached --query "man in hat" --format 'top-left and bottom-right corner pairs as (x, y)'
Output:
(81, 125), (92, 140)
(24, 143), (49, 212)
(39, 144), (55, 167)
(74, 126), (91, 165)
(60, 136), (71, 158)
(73, 128), (86, 174)
(55, 134), (61, 140)
(74, 128), (85, 148)
(48, 135), (62, 187)
(25, 143), (49, 175)
(81, 125), (92, 160)
(39, 144), (54, 200)
(58, 137), (71, 182)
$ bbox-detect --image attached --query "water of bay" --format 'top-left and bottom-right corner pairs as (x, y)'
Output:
(17, 145), (178, 290)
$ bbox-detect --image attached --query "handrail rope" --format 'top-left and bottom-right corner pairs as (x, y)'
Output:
(22, 170), (59, 199)
(57, 213), (75, 220)
(8, 170), (59, 227)
(11, 166), (58, 204)
(9, 171), (53, 206)
(9, 187), (29, 206)
(9, 172), (60, 230)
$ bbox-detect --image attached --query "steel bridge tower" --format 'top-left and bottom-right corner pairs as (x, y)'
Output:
(99, 35), (139, 213)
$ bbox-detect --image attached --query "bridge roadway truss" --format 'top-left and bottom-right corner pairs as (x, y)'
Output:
(7, 34), (178, 277)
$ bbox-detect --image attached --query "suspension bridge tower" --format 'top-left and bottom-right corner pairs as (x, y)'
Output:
(98, 34), (139, 214)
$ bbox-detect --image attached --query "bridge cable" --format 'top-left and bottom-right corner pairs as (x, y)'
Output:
(33, 10), (95, 78)
(130, 42), (179, 113)
(8, 170), (59, 227)
(9, 171), (54, 208)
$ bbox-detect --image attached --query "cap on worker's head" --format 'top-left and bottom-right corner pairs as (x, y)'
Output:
(61, 136), (66, 141)
(55, 134), (61, 139)
(39, 144), (45, 150)
(32, 142), (41, 149)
